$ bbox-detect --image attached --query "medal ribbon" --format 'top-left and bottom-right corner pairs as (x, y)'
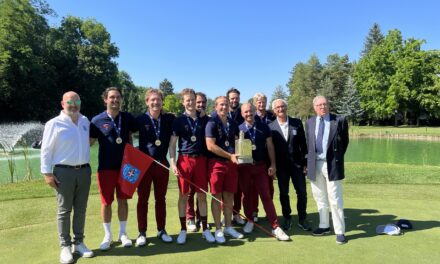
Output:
(106, 112), (121, 139)
(146, 112), (161, 140)
(185, 113), (198, 138)
(246, 123), (256, 145)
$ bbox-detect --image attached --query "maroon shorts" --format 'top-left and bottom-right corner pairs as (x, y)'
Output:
(208, 159), (238, 195)
(177, 155), (208, 194)
(97, 170), (130, 205)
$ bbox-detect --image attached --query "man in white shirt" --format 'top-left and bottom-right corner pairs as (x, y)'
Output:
(41, 91), (94, 264)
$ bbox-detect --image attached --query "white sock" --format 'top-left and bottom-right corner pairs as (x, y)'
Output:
(103, 222), (112, 238)
(120, 221), (127, 235)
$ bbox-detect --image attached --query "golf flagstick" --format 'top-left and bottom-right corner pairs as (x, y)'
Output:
(152, 159), (277, 239)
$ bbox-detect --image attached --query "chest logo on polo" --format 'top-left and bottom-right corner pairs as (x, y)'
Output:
(144, 124), (150, 131)
(103, 123), (110, 130)
(121, 164), (141, 184)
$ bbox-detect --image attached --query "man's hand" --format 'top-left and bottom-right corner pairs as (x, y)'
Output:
(44, 173), (59, 190)
(230, 154), (239, 164)
(171, 163), (180, 177)
(268, 166), (277, 179)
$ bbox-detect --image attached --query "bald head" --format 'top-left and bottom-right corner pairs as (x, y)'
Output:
(61, 91), (81, 118)
(241, 103), (255, 124)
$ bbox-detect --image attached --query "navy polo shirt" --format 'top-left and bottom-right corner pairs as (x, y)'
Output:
(255, 111), (276, 125)
(229, 108), (244, 126)
(136, 112), (175, 161)
(90, 111), (137, 171)
(238, 121), (271, 162)
(172, 112), (208, 155)
(205, 114), (238, 160)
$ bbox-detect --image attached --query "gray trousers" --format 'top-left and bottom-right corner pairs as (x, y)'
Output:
(53, 166), (91, 246)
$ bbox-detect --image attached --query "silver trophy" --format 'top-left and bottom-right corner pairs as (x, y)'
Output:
(235, 131), (253, 164)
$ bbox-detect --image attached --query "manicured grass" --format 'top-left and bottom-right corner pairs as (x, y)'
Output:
(1, 183), (440, 264)
(350, 126), (440, 136)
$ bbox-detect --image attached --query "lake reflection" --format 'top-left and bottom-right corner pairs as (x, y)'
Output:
(346, 138), (440, 166)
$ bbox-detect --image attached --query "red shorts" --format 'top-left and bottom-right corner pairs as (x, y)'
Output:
(208, 159), (238, 195)
(177, 155), (208, 194)
(97, 170), (130, 205)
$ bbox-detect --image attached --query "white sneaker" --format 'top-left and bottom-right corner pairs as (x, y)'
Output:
(187, 219), (197, 232)
(135, 234), (147, 247)
(60, 246), (73, 264)
(214, 229), (226, 244)
(273, 226), (290, 241)
(157, 230), (173, 243)
(72, 242), (94, 258)
(243, 221), (254, 233)
(202, 229), (215, 243)
(224, 226), (244, 239)
(119, 234), (133, 248)
(233, 214), (245, 225)
(99, 236), (112, 251)
(177, 230), (187, 245)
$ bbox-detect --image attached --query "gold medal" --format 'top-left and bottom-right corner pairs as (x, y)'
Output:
(225, 140), (230, 147)
(191, 136), (197, 142)
(155, 139), (162, 146)
(116, 137), (123, 144)
(252, 144), (256, 150)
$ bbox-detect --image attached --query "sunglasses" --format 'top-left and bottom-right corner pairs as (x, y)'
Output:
(65, 99), (81, 106)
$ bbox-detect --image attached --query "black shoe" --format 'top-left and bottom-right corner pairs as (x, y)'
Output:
(297, 221), (312, 231)
(282, 218), (292, 231)
(312, 227), (331, 236)
(336, 234), (347, 244)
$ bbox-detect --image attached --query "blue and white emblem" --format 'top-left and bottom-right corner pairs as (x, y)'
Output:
(122, 164), (141, 184)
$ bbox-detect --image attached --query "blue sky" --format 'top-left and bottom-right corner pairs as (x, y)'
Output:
(45, 0), (440, 102)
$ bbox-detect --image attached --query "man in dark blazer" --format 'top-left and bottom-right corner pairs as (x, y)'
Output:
(269, 99), (311, 232)
(305, 95), (349, 245)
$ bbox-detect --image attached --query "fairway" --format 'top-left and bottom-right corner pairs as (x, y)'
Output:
(1, 182), (439, 264)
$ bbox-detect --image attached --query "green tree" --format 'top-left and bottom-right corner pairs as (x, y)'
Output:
(354, 29), (440, 124)
(270, 85), (288, 105)
(287, 55), (322, 119)
(0, 0), (56, 121)
(336, 77), (364, 124)
(163, 94), (183, 114)
(319, 54), (352, 108)
(362, 23), (384, 56)
(159, 78), (174, 97)
(48, 16), (119, 118)
(117, 71), (145, 116)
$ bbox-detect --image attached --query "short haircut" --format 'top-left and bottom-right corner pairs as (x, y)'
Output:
(102, 87), (122, 100)
(195, 92), (207, 102)
(215, 96), (229, 106)
(180, 88), (196, 101)
(226, 87), (240, 97)
(145, 88), (164, 101)
(253, 92), (267, 105)
(271, 98), (288, 110)
(241, 102), (255, 112)
(313, 95), (328, 105)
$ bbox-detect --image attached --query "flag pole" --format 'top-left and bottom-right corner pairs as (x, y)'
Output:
(152, 159), (276, 239)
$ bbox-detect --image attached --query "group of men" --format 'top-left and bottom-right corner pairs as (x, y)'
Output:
(41, 87), (349, 264)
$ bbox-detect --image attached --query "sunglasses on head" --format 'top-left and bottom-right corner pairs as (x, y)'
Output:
(66, 99), (81, 106)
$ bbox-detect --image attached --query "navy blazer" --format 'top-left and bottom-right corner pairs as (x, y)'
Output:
(269, 117), (308, 171)
(305, 114), (349, 181)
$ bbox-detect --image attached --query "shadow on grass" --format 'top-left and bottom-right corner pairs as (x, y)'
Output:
(89, 228), (246, 258)
(344, 208), (440, 241)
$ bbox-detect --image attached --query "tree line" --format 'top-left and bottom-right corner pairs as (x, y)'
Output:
(1, 1), (439, 126)
(287, 23), (440, 125)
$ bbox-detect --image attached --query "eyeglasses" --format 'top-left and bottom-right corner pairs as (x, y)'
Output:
(314, 103), (328, 107)
(65, 99), (81, 106)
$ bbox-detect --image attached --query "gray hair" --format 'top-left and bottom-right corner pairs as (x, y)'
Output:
(271, 98), (288, 110)
(313, 95), (328, 106)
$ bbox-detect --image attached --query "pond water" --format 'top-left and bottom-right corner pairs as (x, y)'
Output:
(345, 138), (440, 166)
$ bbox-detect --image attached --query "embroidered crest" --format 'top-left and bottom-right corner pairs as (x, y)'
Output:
(103, 123), (110, 130)
(122, 164), (141, 184)
(145, 124), (150, 131)
(82, 125), (87, 131)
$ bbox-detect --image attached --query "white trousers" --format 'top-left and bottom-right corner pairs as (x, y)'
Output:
(310, 160), (345, 235)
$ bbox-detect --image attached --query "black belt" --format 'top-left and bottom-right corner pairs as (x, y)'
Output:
(55, 163), (90, 169)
